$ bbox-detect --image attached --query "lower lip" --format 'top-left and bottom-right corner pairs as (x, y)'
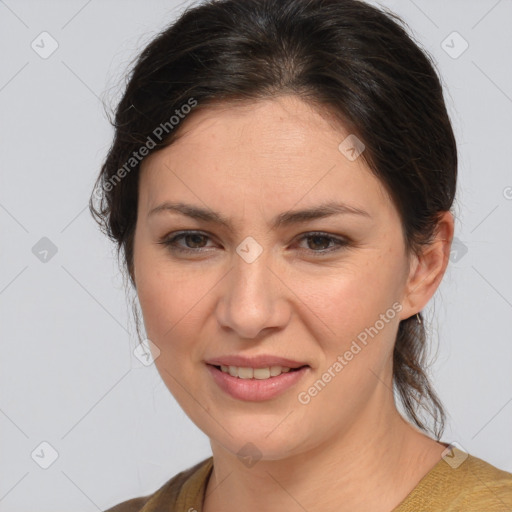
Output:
(206, 364), (309, 401)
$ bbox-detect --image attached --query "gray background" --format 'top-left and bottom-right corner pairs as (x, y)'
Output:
(1, 0), (511, 510)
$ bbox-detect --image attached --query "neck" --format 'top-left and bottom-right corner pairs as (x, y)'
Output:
(203, 391), (446, 512)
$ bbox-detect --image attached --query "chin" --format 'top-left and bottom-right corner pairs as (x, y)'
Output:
(208, 421), (308, 463)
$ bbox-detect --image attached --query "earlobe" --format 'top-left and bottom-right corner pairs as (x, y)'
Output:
(401, 211), (455, 319)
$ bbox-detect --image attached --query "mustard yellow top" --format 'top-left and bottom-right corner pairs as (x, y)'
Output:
(104, 447), (512, 512)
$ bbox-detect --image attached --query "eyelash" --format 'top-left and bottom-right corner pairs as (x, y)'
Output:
(158, 230), (350, 257)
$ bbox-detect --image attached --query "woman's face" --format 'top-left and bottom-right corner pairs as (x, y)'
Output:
(133, 95), (417, 461)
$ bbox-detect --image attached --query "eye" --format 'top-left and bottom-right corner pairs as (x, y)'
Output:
(158, 231), (216, 254)
(158, 230), (350, 256)
(295, 232), (349, 256)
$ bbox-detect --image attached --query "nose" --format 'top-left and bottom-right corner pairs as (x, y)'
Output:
(215, 248), (291, 340)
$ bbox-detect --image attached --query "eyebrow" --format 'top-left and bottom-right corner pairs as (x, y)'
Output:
(148, 200), (370, 230)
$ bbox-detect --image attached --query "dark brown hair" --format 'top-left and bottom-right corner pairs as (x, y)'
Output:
(90, 0), (457, 439)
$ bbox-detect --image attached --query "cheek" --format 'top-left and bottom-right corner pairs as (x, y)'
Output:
(291, 266), (403, 417)
(133, 228), (212, 335)
(135, 262), (212, 411)
(136, 265), (207, 343)
(292, 253), (404, 336)
(288, 254), (406, 402)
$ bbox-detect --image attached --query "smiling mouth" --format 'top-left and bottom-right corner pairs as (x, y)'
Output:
(209, 364), (308, 380)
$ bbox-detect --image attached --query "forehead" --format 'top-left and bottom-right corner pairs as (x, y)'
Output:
(158, 96), (349, 164)
(138, 95), (392, 219)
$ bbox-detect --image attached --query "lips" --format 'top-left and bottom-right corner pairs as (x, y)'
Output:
(204, 354), (311, 401)
(205, 354), (308, 369)
(206, 363), (309, 401)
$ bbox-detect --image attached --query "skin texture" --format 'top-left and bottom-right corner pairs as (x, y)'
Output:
(133, 95), (454, 512)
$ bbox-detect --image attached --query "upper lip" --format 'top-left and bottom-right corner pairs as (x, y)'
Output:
(205, 355), (308, 369)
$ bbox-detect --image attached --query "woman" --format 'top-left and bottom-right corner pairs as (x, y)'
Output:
(90, 0), (512, 510)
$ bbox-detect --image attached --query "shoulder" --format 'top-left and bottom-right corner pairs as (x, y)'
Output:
(454, 452), (512, 510)
(395, 447), (512, 512)
(103, 496), (149, 512)
(103, 457), (213, 512)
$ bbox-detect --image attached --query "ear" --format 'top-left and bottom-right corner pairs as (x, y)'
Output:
(400, 211), (454, 320)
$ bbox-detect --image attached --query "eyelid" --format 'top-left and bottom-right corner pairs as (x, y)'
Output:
(158, 230), (350, 256)
(294, 231), (350, 255)
(158, 230), (218, 252)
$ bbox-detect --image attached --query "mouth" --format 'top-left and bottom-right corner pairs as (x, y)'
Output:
(206, 363), (310, 401)
(208, 363), (308, 380)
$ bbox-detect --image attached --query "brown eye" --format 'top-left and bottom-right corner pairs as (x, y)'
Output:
(180, 233), (209, 249)
(306, 234), (332, 250)
(158, 231), (215, 254)
(296, 232), (349, 256)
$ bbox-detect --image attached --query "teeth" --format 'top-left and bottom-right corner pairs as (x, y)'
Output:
(219, 365), (293, 379)
(254, 367), (270, 379)
(238, 366), (253, 379)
